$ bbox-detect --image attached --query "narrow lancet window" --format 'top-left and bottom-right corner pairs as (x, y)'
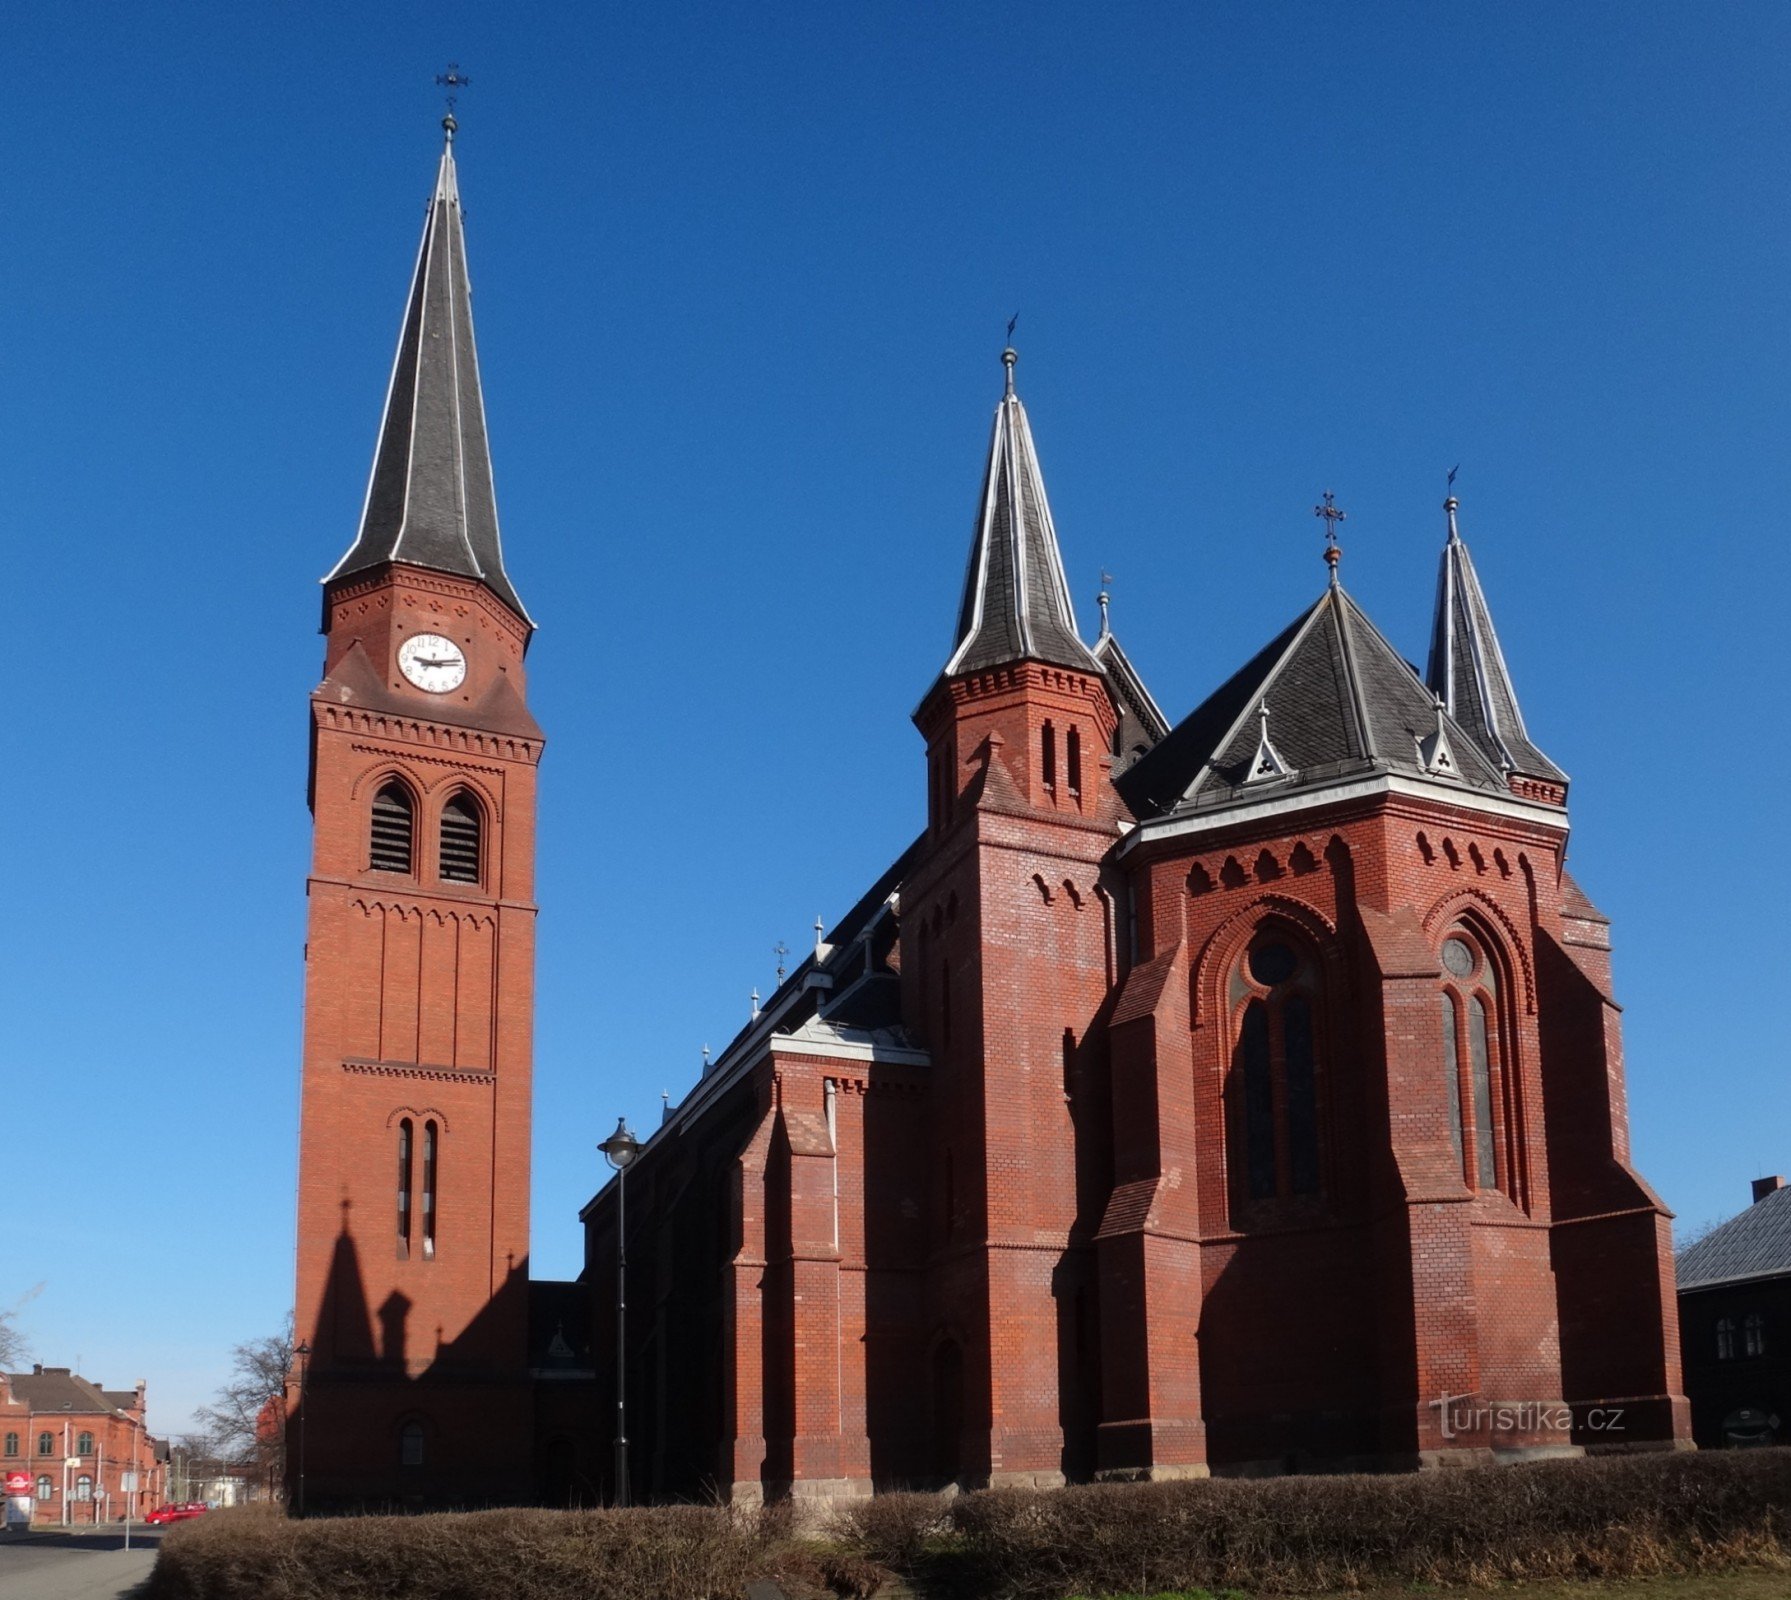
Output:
(397, 1118), (413, 1257)
(422, 1120), (439, 1260)
(439, 792), (482, 884)
(1067, 726), (1082, 795)
(370, 782), (415, 874)
(1240, 1000), (1276, 1199)
(1042, 721), (1057, 791)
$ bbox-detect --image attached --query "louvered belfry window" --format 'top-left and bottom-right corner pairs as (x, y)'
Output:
(370, 782), (415, 874)
(439, 793), (481, 884)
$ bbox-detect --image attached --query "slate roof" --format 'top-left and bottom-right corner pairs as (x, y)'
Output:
(943, 351), (1103, 680)
(326, 128), (528, 622)
(1426, 501), (1563, 785)
(4, 1367), (126, 1415)
(1117, 579), (1511, 820)
(1677, 1185), (1791, 1291)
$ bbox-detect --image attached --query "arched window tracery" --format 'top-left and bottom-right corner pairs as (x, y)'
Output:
(1437, 924), (1521, 1202)
(1228, 928), (1324, 1206)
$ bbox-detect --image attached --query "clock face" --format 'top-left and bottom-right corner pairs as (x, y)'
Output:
(397, 633), (468, 694)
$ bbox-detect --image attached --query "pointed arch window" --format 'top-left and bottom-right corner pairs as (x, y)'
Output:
(1229, 931), (1324, 1205)
(1438, 927), (1520, 1201)
(370, 782), (415, 874)
(397, 1118), (413, 1258)
(422, 1120), (439, 1260)
(439, 792), (482, 884)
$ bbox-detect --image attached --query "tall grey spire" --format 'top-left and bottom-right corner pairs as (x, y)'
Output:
(326, 123), (528, 622)
(943, 348), (1102, 678)
(1426, 497), (1562, 785)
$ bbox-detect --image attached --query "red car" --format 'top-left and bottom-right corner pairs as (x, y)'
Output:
(145, 1503), (209, 1525)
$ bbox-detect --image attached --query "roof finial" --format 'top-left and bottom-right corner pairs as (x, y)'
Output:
(436, 62), (471, 142)
(1444, 465), (1461, 544)
(1096, 570), (1113, 639)
(1314, 489), (1346, 585)
(774, 941), (789, 984)
(814, 915), (825, 958)
(1001, 318), (1018, 397)
(750, 987), (761, 1021)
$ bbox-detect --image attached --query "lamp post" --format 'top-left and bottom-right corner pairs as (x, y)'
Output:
(293, 1341), (310, 1519)
(599, 1117), (641, 1507)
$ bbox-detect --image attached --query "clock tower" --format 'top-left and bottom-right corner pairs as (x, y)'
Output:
(290, 117), (543, 1508)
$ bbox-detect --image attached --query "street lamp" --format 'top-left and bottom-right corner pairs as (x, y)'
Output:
(599, 1118), (641, 1507)
(293, 1341), (310, 1519)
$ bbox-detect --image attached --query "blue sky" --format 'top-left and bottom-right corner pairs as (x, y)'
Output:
(6, 2), (1788, 1437)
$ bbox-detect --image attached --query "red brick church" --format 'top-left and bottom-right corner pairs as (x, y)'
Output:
(289, 125), (1690, 1509)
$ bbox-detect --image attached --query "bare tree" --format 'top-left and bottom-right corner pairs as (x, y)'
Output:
(0, 1285), (44, 1370)
(194, 1316), (293, 1491)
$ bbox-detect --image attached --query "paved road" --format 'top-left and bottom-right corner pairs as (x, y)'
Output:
(0, 1529), (162, 1600)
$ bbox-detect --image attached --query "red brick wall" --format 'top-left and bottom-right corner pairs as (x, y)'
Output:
(290, 564), (539, 1508)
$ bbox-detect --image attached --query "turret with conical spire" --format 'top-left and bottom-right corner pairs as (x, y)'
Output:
(1426, 496), (1564, 796)
(943, 348), (1102, 679)
(326, 117), (528, 623)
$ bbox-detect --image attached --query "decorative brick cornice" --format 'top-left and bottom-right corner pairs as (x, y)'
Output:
(329, 565), (529, 650)
(314, 702), (540, 764)
(342, 1058), (496, 1084)
(348, 741), (506, 778)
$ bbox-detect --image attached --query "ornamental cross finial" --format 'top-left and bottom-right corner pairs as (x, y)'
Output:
(436, 63), (471, 139)
(1314, 489), (1346, 582)
(774, 941), (789, 983)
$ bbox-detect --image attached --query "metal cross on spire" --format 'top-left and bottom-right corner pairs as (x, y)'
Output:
(1314, 489), (1347, 584)
(436, 63), (471, 139)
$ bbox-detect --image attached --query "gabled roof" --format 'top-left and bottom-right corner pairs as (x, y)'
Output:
(1677, 1185), (1791, 1291)
(3, 1367), (124, 1415)
(1117, 580), (1509, 819)
(326, 125), (528, 623)
(1426, 499), (1562, 785)
(943, 350), (1102, 679)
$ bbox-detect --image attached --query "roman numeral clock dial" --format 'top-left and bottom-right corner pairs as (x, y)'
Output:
(398, 632), (468, 693)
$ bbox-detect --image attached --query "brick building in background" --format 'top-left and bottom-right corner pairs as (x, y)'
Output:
(1, 1366), (164, 1523)
(291, 122), (1688, 1509)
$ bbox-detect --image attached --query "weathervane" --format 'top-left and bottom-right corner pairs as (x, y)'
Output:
(1313, 489), (1346, 583)
(436, 63), (471, 138)
(774, 941), (789, 984)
